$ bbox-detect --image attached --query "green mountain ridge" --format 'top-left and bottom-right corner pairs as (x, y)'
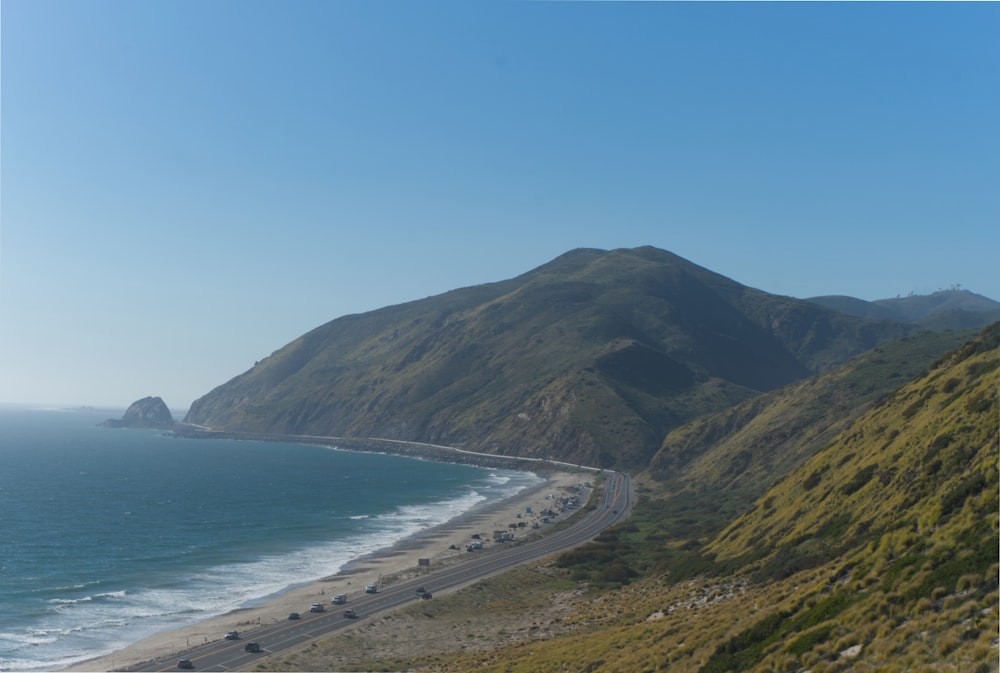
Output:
(211, 244), (998, 672)
(404, 323), (999, 673)
(710, 322), (999, 574)
(808, 289), (1000, 330)
(646, 328), (979, 521)
(253, 322), (999, 673)
(185, 246), (917, 470)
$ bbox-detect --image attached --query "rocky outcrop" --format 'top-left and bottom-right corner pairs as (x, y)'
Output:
(101, 396), (175, 429)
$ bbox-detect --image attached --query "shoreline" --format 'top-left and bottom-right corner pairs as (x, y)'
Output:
(63, 469), (591, 672)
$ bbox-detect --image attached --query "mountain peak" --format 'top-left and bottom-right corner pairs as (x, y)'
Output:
(184, 247), (916, 470)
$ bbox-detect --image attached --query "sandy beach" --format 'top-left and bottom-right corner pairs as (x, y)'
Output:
(64, 469), (590, 672)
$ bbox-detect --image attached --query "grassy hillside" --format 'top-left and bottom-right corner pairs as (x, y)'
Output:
(186, 247), (914, 470)
(645, 328), (978, 528)
(708, 323), (998, 579)
(247, 324), (998, 673)
(402, 324), (999, 673)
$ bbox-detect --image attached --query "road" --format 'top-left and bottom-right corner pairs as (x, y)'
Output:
(131, 471), (632, 672)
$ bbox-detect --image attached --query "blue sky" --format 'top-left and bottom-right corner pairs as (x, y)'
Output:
(2, 1), (998, 410)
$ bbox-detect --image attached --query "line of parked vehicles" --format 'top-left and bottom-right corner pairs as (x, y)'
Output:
(177, 583), (428, 667)
(175, 574), (465, 670)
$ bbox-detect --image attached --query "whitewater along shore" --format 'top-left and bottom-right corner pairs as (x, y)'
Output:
(64, 468), (591, 672)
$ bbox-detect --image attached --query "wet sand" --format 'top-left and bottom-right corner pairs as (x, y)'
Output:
(64, 470), (590, 672)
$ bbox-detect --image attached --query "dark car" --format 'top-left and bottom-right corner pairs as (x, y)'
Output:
(288, 612), (300, 620)
(244, 642), (261, 653)
(177, 660), (194, 670)
(343, 609), (357, 618)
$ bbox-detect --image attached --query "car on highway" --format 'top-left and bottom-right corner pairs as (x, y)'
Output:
(309, 603), (325, 612)
(332, 593), (347, 604)
(177, 660), (194, 670)
(224, 630), (239, 640)
(288, 612), (300, 620)
(244, 642), (261, 653)
(343, 609), (357, 618)
(137, 474), (630, 672)
(365, 584), (378, 593)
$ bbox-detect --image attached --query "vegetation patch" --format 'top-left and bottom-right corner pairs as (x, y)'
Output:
(701, 608), (793, 673)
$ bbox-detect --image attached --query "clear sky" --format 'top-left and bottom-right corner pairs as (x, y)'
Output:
(2, 1), (998, 411)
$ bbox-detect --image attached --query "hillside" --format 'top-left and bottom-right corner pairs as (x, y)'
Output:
(436, 324), (999, 672)
(186, 246), (915, 470)
(248, 323), (999, 673)
(809, 289), (1000, 330)
(645, 328), (979, 524)
(707, 321), (998, 574)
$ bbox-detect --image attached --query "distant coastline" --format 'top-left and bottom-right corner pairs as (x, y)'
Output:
(170, 425), (596, 473)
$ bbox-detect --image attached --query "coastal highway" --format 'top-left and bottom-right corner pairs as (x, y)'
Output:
(132, 471), (632, 672)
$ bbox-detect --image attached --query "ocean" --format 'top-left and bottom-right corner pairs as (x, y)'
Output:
(0, 406), (541, 672)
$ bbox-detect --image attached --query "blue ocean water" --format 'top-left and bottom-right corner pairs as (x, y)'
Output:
(0, 406), (540, 672)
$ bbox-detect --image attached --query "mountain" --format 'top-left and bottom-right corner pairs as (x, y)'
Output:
(251, 324), (999, 673)
(407, 323), (998, 673)
(645, 328), (980, 523)
(809, 289), (1000, 330)
(185, 247), (917, 470)
(708, 321), (998, 578)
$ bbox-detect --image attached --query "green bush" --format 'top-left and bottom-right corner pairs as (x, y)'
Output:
(842, 464), (878, 496)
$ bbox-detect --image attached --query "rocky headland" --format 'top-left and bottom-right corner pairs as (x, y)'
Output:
(100, 396), (175, 429)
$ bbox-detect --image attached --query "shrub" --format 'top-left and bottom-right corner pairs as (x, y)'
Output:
(964, 390), (992, 414)
(803, 469), (823, 490)
(786, 624), (834, 656)
(842, 464), (878, 496)
(956, 573), (982, 591)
